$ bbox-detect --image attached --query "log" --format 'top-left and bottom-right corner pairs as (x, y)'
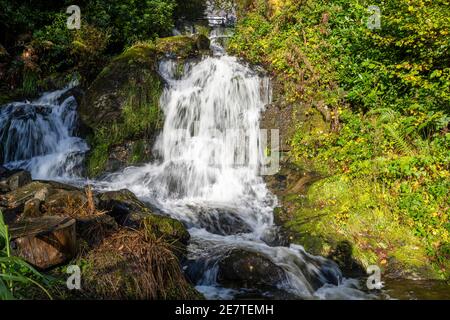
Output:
(9, 217), (77, 270)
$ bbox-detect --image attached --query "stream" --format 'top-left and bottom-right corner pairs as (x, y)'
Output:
(2, 4), (425, 300)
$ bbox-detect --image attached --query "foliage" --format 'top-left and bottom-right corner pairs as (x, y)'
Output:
(84, 0), (176, 48)
(230, 0), (450, 277)
(0, 0), (197, 100)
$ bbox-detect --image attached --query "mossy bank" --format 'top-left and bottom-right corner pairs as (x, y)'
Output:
(232, 0), (450, 280)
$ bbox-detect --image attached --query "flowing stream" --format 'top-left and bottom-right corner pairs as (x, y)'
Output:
(97, 54), (369, 299)
(0, 8), (375, 300)
(0, 86), (88, 179)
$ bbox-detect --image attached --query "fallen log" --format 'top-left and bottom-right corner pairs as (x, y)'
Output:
(8, 217), (77, 269)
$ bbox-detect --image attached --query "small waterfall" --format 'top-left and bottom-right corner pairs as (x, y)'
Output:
(0, 86), (88, 180)
(100, 55), (369, 299)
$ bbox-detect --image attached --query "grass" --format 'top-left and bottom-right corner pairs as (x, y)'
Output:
(79, 222), (198, 300)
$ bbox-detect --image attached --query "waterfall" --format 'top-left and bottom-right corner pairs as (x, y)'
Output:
(0, 86), (88, 180)
(99, 56), (370, 299)
(0, 4), (371, 299)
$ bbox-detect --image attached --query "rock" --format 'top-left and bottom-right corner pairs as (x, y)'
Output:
(104, 139), (154, 173)
(9, 217), (77, 270)
(327, 240), (366, 278)
(191, 206), (252, 236)
(0, 181), (87, 223)
(98, 189), (190, 255)
(195, 34), (211, 51)
(57, 86), (84, 106)
(98, 189), (152, 228)
(0, 166), (9, 176)
(0, 168), (32, 193)
(143, 214), (190, 256)
(217, 248), (286, 289)
(80, 36), (203, 177)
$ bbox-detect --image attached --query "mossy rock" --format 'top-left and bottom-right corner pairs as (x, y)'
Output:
(143, 214), (190, 257)
(277, 175), (443, 280)
(98, 189), (152, 228)
(80, 36), (207, 177)
(97, 189), (190, 255)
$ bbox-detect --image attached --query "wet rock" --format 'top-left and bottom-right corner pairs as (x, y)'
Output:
(217, 248), (286, 289)
(57, 86), (84, 106)
(104, 139), (154, 173)
(98, 189), (152, 228)
(327, 241), (366, 278)
(0, 168), (32, 193)
(9, 216), (77, 270)
(192, 207), (252, 236)
(143, 214), (190, 257)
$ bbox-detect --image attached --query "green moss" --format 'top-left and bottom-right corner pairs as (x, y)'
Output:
(285, 175), (442, 279)
(143, 214), (189, 245)
(84, 36), (204, 177)
(155, 36), (196, 58)
(130, 140), (146, 164)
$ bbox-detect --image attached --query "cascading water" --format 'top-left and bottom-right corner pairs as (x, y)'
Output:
(98, 51), (371, 299)
(0, 85), (88, 180)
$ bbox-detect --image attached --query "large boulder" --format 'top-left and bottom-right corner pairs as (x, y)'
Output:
(80, 36), (209, 177)
(217, 248), (286, 289)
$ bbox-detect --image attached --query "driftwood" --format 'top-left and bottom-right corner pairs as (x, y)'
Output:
(9, 217), (76, 269)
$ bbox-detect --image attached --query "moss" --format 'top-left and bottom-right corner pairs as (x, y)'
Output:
(130, 140), (146, 164)
(86, 139), (109, 177)
(155, 36), (196, 58)
(83, 35), (204, 177)
(284, 175), (442, 279)
(143, 214), (190, 250)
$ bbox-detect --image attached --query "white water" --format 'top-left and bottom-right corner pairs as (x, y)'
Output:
(97, 54), (370, 299)
(0, 85), (88, 179)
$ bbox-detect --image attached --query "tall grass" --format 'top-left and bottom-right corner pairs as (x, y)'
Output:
(0, 211), (52, 300)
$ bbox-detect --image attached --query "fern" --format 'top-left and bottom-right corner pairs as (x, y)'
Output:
(367, 107), (400, 125)
(383, 124), (413, 155)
